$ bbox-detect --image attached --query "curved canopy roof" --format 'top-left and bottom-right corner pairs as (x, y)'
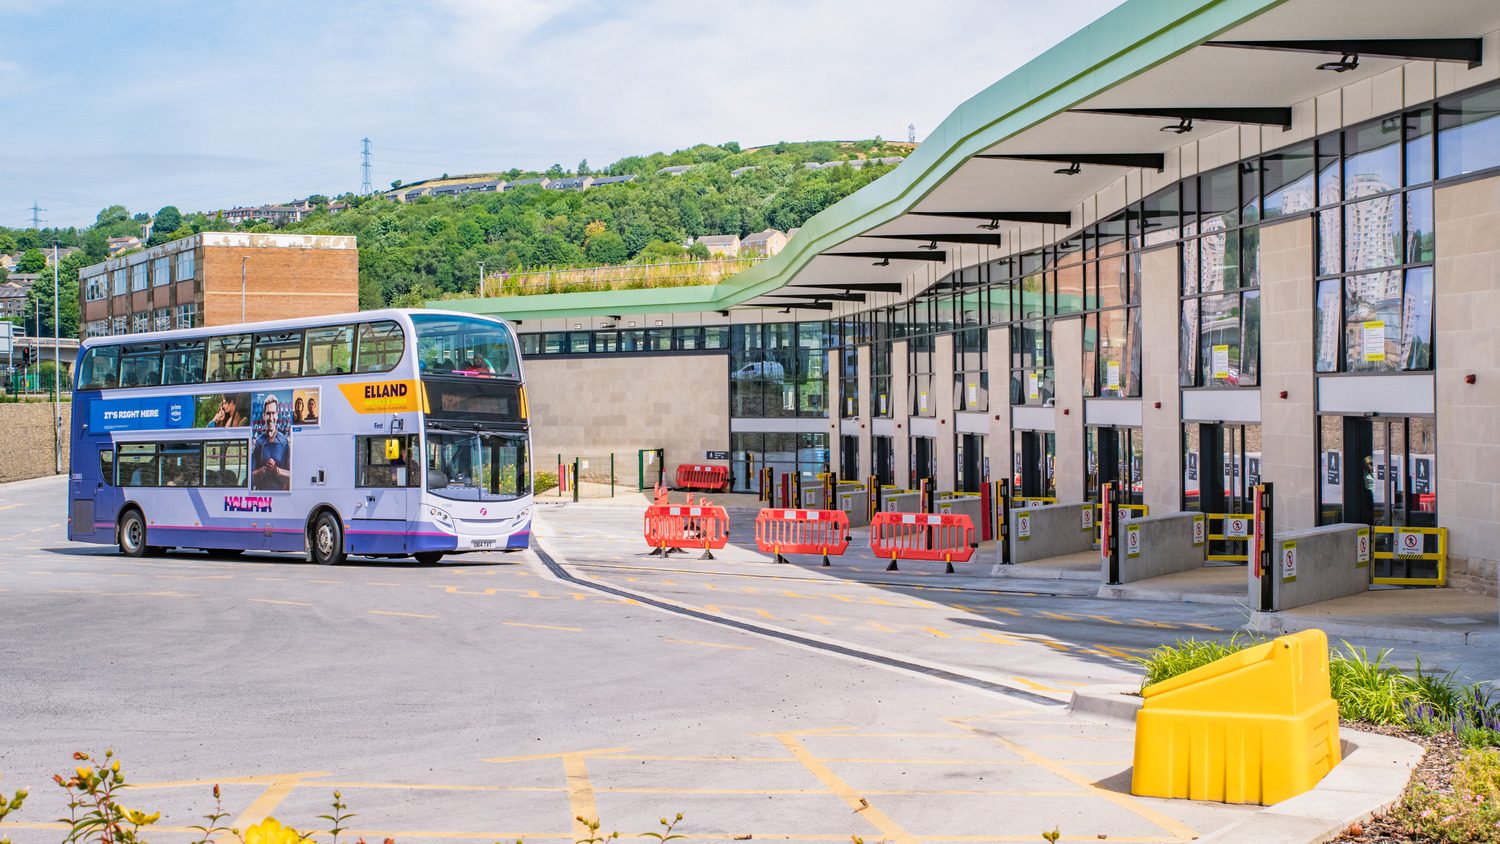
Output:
(439, 0), (1496, 322)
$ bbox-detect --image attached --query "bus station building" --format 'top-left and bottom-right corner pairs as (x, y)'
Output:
(441, 0), (1500, 599)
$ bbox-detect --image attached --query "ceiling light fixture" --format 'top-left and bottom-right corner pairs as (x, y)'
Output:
(1160, 117), (1194, 134)
(1053, 161), (1082, 175)
(1316, 53), (1359, 72)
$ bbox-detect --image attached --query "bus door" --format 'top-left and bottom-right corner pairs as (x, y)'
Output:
(356, 434), (420, 551)
(74, 444), (121, 541)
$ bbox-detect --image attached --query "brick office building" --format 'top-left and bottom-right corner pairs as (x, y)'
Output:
(78, 232), (358, 338)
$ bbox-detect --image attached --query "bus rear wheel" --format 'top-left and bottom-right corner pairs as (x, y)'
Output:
(309, 511), (347, 566)
(118, 509), (150, 558)
(413, 552), (444, 565)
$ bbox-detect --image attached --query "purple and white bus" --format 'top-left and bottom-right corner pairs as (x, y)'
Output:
(67, 309), (531, 565)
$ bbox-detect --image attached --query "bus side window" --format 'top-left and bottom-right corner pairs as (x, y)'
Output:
(99, 449), (115, 486)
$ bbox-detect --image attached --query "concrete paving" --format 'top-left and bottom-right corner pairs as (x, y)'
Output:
(1, 476), (1264, 843)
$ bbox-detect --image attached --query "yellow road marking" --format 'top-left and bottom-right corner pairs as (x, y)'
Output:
(867, 621), (896, 633)
(310, 579), (339, 584)
(503, 621), (582, 632)
(483, 747), (630, 764)
(0, 503), (22, 511)
(807, 615), (836, 626)
(1038, 611), (1078, 621)
(370, 610), (438, 619)
(1090, 645), (1136, 660)
(664, 638), (752, 651)
(948, 718), (1198, 841)
(1082, 614), (1124, 624)
(922, 627), (950, 639)
(966, 632), (1020, 646)
(232, 772), (330, 828)
(598, 755), (793, 762)
(1009, 676), (1066, 693)
(1178, 622), (1224, 632)
(775, 733), (916, 844)
(249, 598), (311, 607)
(1131, 618), (1178, 629)
(562, 753), (596, 840)
(367, 581), (401, 587)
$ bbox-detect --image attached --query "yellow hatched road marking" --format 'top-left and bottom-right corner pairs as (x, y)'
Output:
(1037, 611), (1078, 621)
(966, 632), (1020, 646)
(806, 615), (836, 626)
(370, 610), (438, 619)
(232, 771), (330, 829)
(664, 638), (752, 651)
(922, 627), (950, 639)
(867, 621), (897, 633)
(249, 598), (310, 607)
(1009, 676), (1066, 693)
(1131, 618), (1178, 629)
(775, 733), (917, 844)
(948, 718), (1198, 841)
(504, 622), (582, 632)
(1082, 614), (1125, 624)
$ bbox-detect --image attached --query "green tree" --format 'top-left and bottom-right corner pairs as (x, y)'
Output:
(546, 163), (565, 178)
(0, 232), (16, 254)
(16, 248), (46, 273)
(148, 206), (182, 245)
(584, 231), (627, 264)
(96, 205), (130, 227)
(577, 159), (591, 177)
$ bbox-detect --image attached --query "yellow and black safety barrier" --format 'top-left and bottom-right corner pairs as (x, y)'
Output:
(1372, 525), (1447, 586)
(1205, 512), (1255, 563)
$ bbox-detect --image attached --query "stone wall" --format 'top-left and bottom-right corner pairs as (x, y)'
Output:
(0, 401), (69, 483)
(1257, 217), (1318, 531)
(523, 353), (728, 486)
(1435, 174), (1500, 600)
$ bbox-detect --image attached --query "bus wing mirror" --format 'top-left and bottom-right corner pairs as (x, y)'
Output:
(385, 439), (402, 461)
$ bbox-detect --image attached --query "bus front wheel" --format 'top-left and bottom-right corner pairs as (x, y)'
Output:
(118, 509), (150, 558)
(413, 551), (444, 565)
(309, 511), (347, 566)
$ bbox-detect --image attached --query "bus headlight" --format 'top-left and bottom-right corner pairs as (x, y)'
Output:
(427, 507), (454, 529)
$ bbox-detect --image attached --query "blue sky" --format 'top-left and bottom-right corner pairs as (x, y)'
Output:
(1, 0), (1124, 228)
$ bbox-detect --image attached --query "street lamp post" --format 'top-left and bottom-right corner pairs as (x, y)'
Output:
(479, 261), (485, 298)
(241, 256), (249, 323)
(52, 242), (61, 473)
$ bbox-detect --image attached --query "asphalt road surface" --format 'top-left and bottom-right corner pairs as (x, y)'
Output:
(0, 476), (1472, 844)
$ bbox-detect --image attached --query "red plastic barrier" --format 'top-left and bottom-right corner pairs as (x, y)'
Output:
(755, 508), (850, 566)
(644, 503), (730, 559)
(869, 511), (977, 573)
(676, 464), (730, 492)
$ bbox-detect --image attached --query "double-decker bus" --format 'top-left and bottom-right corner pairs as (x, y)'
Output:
(66, 309), (531, 565)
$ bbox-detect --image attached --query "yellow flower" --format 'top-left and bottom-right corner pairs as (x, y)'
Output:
(74, 767), (92, 780)
(121, 808), (160, 826)
(243, 817), (312, 844)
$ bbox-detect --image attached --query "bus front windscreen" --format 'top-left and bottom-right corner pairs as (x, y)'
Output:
(425, 429), (530, 501)
(412, 314), (520, 379)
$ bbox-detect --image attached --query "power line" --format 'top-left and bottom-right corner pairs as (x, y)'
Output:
(29, 202), (45, 229)
(361, 138), (373, 196)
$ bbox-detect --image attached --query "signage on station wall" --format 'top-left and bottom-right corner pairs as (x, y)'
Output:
(1280, 540), (1298, 583)
(705, 450), (729, 460)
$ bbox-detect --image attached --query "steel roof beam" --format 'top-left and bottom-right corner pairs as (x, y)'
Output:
(1205, 38), (1482, 66)
(909, 210), (1072, 226)
(866, 233), (1007, 246)
(796, 282), (905, 293)
(826, 250), (949, 262)
(1071, 106), (1292, 127)
(764, 292), (868, 302)
(977, 153), (1166, 171)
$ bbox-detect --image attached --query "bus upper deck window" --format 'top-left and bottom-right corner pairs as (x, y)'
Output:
(162, 340), (207, 386)
(79, 346), (120, 390)
(119, 345), (163, 388)
(209, 335), (251, 382)
(356, 321), (404, 373)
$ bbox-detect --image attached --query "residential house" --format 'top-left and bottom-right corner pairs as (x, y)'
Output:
(546, 176), (594, 191)
(0, 275), (38, 320)
(656, 165), (695, 176)
(504, 177), (550, 190)
(740, 229), (788, 257)
(590, 174), (637, 187)
(106, 236), (142, 257)
(696, 234), (741, 257)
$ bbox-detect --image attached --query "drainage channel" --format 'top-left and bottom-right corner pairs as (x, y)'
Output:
(530, 542), (1066, 709)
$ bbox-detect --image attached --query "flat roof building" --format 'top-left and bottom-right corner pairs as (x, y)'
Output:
(79, 232), (358, 338)
(438, 0), (1500, 600)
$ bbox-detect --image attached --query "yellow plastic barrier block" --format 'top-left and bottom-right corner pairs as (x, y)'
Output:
(1131, 629), (1341, 805)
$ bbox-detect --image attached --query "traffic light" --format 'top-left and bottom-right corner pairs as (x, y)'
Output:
(19, 347), (30, 368)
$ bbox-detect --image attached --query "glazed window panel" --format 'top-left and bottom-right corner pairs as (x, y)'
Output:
(1314, 280), (1342, 373)
(1179, 298), (1199, 387)
(1342, 270), (1403, 372)
(1437, 83), (1500, 179)
(1343, 195), (1402, 272)
(1262, 142), (1316, 220)
(1404, 188), (1435, 263)
(1198, 293), (1241, 387)
(1343, 121), (1403, 197)
(1401, 267), (1434, 370)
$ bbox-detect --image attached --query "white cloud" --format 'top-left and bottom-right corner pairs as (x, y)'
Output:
(6, 0), (1125, 225)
